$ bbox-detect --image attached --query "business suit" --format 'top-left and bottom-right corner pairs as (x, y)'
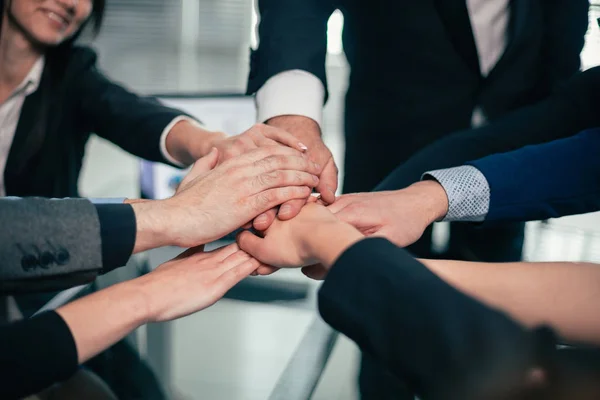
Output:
(318, 238), (600, 400)
(249, 2), (589, 397)
(5, 45), (184, 198)
(466, 128), (600, 223)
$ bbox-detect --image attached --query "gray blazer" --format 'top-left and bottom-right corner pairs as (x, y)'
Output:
(0, 198), (103, 293)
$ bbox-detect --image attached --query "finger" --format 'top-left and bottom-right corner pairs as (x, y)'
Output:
(208, 243), (241, 262)
(251, 170), (319, 192)
(255, 265), (280, 276)
(224, 146), (304, 168)
(326, 196), (350, 214)
(236, 231), (271, 263)
(255, 124), (309, 152)
(242, 222), (253, 229)
(277, 198), (307, 220)
(221, 248), (252, 267)
(301, 264), (329, 281)
(178, 148), (219, 190)
(252, 154), (321, 177)
(214, 258), (261, 293)
(253, 208), (277, 231)
(250, 186), (312, 216)
(315, 158), (338, 204)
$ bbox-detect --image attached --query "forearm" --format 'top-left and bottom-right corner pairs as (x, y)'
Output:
(56, 278), (150, 364)
(421, 259), (600, 346)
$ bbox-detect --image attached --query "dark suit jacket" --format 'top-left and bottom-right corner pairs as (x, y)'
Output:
(6, 46), (185, 198)
(318, 238), (600, 400)
(464, 128), (600, 223)
(248, 0), (589, 192)
(376, 67), (600, 192)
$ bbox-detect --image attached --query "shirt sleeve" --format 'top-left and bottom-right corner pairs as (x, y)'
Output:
(0, 311), (78, 399)
(255, 70), (325, 126)
(159, 116), (206, 167)
(423, 165), (491, 222)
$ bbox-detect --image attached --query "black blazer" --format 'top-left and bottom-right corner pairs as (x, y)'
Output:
(318, 238), (600, 399)
(248, 0), (589, 190)
(5, 46), (184, 198)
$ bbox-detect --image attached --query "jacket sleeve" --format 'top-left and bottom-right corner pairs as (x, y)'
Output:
(467, 128), (600, 223)
(0, 311), (78, 399)
(318, 238), (553, 400)
(246, 0), (336, 98)
(0, 198), (135, 294)
(376, 66), (600, 191)
(72, 47), (191, 165)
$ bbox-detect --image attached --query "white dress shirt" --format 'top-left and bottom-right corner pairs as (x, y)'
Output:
(0, 58), (196, 196)
(255, 0), (510, 128)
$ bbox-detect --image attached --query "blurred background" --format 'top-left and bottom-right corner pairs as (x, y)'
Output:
(74, 1), (600, 399)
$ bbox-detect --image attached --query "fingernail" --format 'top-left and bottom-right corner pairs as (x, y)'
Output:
(312, 175), (319, 183)
(298, 142), (308, 151)
(279, 205), (292, 216)
(255, 214), (268, 225)
(313, 162), (321, 170)
(327, 185), (335, 197)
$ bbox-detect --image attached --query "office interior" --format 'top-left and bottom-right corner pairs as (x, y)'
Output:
(17, 1), (600, 399)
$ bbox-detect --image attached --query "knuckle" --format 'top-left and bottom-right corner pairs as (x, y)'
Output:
(255, 192), (274, 208)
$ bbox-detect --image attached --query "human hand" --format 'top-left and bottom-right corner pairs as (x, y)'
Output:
(131, 146), (321, 251)
(237, 203), (363, 272)
(327, 181), (449, 248)
(252, 115), (338, 231)
(136, 244), (260, 322)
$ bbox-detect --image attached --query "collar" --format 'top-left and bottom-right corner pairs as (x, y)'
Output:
(12, 56), (45, 98)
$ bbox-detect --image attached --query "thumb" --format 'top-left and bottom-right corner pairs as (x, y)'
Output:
(236, 231), (269, 263)
(178, 148), (219, 191)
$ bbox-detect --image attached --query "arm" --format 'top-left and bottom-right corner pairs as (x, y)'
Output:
(0, 198), (134, 293)
(237, 206), (553, 399)
(421, 258), (600, 347)
(376, 67), (600, 191)
(0, 244), (258, 400)
(247, 0), (339, 211)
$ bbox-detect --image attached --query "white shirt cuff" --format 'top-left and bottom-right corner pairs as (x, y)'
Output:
(159, 116), (205, 167)
(255, 70), (325, 127)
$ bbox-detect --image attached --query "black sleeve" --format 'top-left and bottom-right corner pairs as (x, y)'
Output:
(246, 0), (336, 99)
(0, 311), (78, 399)
(375, 67), (600, 191)
(536, 0), (589, 95)
(73, 47), (191, 165)
(318, 238), (548, 399)
(94, 204), (136, 274)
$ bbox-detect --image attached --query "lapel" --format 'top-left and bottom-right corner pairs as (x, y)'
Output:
(4, 65), (52, 183)
(487, 0), (531, 79)
(433, 0), (481, 76)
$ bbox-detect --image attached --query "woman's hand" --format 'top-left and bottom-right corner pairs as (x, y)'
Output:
(139, 244), (260, 322)
(143, 145), (321, 248)
(237, 204), (363, 271)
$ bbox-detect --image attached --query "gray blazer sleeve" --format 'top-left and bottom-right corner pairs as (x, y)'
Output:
(0, 198), (103, 293)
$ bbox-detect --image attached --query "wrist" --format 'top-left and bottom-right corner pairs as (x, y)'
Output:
(166, 120), (226, 165)
(302, 221), (364, 269)
(267, 115), (322, 141)
(405, 180), (449, 223)
(131, 200), (173, 253)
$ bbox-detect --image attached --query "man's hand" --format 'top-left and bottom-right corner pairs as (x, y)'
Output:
(327, 181), (449, 248)
(237, 204), (362, 270)
(253, 115), (338, 231)
(131, 146), (321, 251)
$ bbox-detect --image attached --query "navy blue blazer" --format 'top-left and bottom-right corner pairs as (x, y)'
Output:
(467, 128), (600, 223)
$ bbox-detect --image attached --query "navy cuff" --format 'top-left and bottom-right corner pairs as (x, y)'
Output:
(94, 204), (136, 273)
